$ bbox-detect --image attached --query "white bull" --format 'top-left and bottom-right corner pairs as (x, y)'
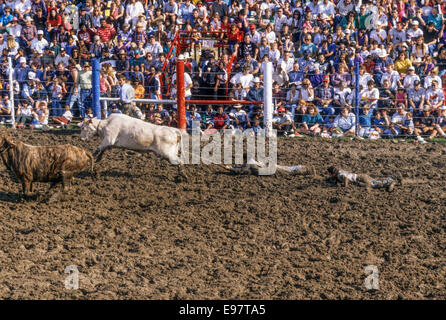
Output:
(80, 114), (186, 173)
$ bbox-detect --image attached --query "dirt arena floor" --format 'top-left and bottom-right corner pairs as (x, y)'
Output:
(0, 130), (444, 300)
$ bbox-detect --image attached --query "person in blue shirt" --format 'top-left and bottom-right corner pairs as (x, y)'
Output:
(372, 109), (390, 136)
(186, 105), (201, 130)
(299, 35), (317, 56)
(288, 62), (304, 84)
(427, 7), (443, 31)
(107, 103), (122, 117)
(251, 119), (263, 135)
(0, 6), (13, 34)
(332, 106), (356, 136)
(358, 105), (373, 137)
(302, 105), (324, 136)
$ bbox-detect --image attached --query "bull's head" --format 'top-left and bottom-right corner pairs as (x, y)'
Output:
(80, 118), (100, 141)
(0, 133), (16, 153)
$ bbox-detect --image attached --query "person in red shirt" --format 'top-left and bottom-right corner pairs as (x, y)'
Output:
(207, 105), (230, 130)
(220, 15), (230, 39)
(47, 8), (62, 41)
(96, 18), (116, 44)
(363, 55), (375, 74)
(227, 24), (243, 55)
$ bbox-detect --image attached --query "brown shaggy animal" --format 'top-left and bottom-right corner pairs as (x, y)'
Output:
(0, 133), (94, 197)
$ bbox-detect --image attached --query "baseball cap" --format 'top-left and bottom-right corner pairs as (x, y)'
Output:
(408, 66), (415, 71)
(37, 30), (44, 35)
(278, 106), (286, 112)
(249, 24), (256, 29)
(412, 20), (419, 25)
(253, 77), (260, 83)
(323, 75), (329, 82)
(19, 57), (26, 63)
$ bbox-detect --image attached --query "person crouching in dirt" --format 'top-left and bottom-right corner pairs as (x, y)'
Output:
(226, 158), (316, 176)
(327, 166), (400, 192)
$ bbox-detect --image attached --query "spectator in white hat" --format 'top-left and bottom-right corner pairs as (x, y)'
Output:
(407, 20), (424, 42)
(403, 66), (420, 89)
(30, 30), (48, 54)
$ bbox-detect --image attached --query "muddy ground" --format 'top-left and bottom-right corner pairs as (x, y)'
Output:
(0, 130), (444, 300)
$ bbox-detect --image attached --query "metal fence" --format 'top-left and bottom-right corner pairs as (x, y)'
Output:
(1, 58), (446, 141)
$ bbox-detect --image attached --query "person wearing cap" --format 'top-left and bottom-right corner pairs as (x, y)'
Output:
(272, 106), (292, 136)
(248, 24), (261, 46)
(54, 46), (70, 67)
(246, 76), (263, 111)
(13, 56), (30, 84)
(425, 80), (445, 111)
(314, 75), (335, 117)
(19, 15), (37, 54)
(407, 20), (423, 42)
(30, 29), (48, 54)
(89, 34), (104, 58)
(230, 103), (250, 130)
(107, 102), (123, 117)
(21, 71), (38, 105)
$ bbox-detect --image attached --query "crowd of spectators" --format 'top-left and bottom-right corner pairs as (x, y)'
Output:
(0, 0), (445, 141)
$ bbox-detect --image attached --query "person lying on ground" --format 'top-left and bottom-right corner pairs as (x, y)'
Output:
(327, 166), (401, 192)
(225, 157), (316, 176)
